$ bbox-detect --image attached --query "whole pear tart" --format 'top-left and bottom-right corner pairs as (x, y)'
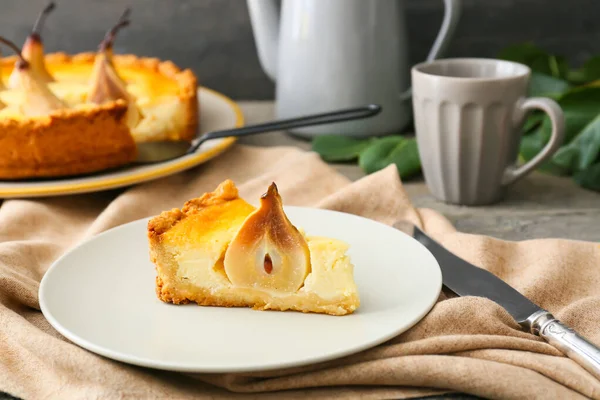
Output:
(0, 6), (198, 179)
(148, 180), (360, 316)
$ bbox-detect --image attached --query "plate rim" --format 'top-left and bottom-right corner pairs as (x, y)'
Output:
(39, 208), (442, 373)
(0, 87), (243, 198)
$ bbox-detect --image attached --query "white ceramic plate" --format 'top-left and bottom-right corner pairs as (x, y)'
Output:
(39, 207), (442, 373)
(0, 87), (242, 199)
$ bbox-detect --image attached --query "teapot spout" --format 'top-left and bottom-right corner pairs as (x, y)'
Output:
(247, 0), (279, 81)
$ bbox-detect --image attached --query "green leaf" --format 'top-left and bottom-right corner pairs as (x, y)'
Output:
(312, 135), (373, 162)
(499, 43), (569, 79)
(358, 136), (404, 173)
(553, 87), (600, 143)
(569, 56), (600, 85)
(522, 113), (545, 134)
(520, 129), (546, 161)
(529, 72), (570, 98)
(558, 85), (600, 103)
(552, 146), (580, 172)
(358, 136), (421, 179)
(573, 162), (600, 191)
(520, 87), (600, 168)
(579, 56), (600, 83)
(499, 43), (546, 63)
(519, 129), (569, 175)
(567, 68), (587, 85)
(553, 113), (600, 172)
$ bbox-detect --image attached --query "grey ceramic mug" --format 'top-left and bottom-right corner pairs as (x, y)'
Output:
(411, 58), (565, 205)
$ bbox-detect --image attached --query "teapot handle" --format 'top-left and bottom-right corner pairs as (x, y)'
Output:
(400, 0), (462, 100)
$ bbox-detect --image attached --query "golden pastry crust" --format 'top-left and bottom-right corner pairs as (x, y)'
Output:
(147, 180), (360, 316)
(147, 179), (240, 238)
(0, 100), (136, 179)
(154, 274), (359, 316)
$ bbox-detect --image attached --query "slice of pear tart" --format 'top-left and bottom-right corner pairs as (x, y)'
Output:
(147, 180), (360, 316)
(0, 5), (198, 179)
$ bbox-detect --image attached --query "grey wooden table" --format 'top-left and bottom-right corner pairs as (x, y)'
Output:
(239, 102), (600, 243)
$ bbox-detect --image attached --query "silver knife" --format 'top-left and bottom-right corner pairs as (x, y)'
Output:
(394, 220), (600, 380)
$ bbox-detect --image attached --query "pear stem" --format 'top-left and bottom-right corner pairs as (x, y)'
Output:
(261, 182), (279, 199)
(31, 2), (56, 37)
(0, 37), (29, 69)
(100, 8), (131, 51)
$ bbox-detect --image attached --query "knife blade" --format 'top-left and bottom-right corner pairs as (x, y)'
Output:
(393, 220), (600, 380)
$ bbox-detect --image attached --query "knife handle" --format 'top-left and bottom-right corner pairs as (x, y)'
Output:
(528, 311), (600, 380)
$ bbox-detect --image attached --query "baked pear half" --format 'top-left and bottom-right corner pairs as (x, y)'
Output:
(147, 180), (360, 316)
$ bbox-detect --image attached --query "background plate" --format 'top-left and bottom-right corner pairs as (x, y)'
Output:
(39, 207), (442, 373)
(0, 87), (242, 199)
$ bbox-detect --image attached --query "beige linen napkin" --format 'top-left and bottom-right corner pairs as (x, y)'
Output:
(1, 145), (600, 400)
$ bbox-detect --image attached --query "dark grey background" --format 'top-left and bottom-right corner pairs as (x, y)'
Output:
(1, 0), (599, 100)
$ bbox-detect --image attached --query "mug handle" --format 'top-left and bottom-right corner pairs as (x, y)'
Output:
(502, 97), (565, 185)
(400, 0), (462, 100)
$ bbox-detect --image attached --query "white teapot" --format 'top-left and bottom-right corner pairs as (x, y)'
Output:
(247, 0), (462, 138)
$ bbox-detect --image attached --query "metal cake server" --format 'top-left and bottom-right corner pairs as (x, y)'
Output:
(394, 220), (600, 380)
(135, 104), (382, 163)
